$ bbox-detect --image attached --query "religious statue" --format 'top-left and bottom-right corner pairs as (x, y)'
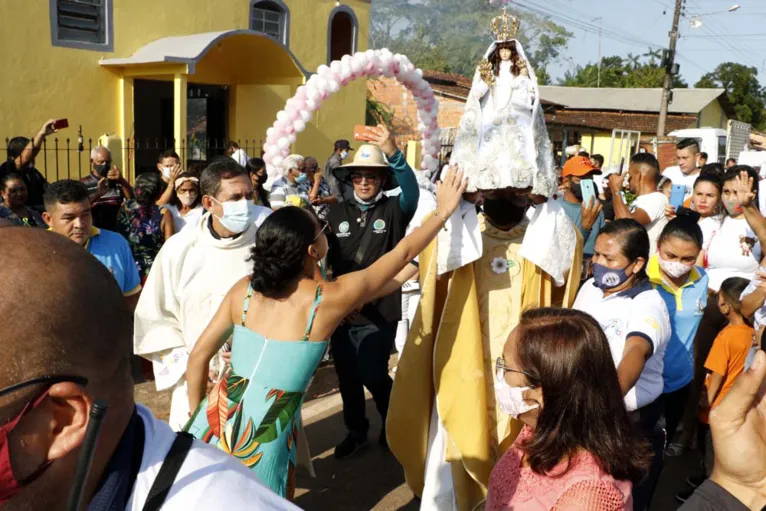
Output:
(450, 7), (556, 196)
(387, 6), (583, 511)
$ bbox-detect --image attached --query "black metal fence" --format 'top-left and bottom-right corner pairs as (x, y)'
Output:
(1, 135), (265, 183)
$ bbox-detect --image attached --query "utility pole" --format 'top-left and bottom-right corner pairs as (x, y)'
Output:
(592, 17), (603, 88)
(658, 0), (684, 137)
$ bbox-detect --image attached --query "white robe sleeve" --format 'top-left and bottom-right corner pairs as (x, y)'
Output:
(134, 240), (189, 390)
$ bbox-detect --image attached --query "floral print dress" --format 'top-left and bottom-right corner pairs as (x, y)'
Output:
(185, 284), (328, 500)
(117, 200), (165, 280)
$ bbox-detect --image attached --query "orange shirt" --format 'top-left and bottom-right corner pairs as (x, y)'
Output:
(683, 196), (692, 209)
(700, 324), (754, 423)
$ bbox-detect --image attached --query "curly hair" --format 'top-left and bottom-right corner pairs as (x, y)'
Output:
(514, 308), (653, 484)
(134, 171), (164, 208)
(489, 41), (525, 77)
(248, 207), (318, 298)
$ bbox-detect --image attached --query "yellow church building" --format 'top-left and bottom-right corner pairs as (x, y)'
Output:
(1, 0), (369, 180)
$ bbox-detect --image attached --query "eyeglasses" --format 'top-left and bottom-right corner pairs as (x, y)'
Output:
(313, 220), (330, 241)
(305, 165), (319, 171)
(495, 357), (534, 382)
(351, 174), (380, 184)
(0, 375), (88, 399)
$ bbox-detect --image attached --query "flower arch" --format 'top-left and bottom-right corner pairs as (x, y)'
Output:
(262, 49), (441, 182)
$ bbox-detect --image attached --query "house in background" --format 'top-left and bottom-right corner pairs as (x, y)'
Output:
(369, 71), (734, 169)
(1, 0), (369, 180)
(541, 86), (734, 168)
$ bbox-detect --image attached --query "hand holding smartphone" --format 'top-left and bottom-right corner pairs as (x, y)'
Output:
(53, 118), (69, 131)
(670, 184), (686, 210)
(353, 125), (376, 142)
(580, 179), (597, 207)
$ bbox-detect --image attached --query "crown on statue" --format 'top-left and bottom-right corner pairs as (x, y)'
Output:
(491, 7), (520, 41)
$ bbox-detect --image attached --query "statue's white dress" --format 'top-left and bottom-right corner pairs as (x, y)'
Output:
(450, 46), (556, 197)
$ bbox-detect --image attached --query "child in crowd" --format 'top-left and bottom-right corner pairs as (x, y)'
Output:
(677, 276), (753, 502)
(659, 177), (673, 201)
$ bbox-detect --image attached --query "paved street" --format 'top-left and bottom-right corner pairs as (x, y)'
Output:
(135, 357), (701, 511)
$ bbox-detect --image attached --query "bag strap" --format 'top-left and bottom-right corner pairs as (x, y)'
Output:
(141, 432), (195, 511)
(353, 211), (376, 266)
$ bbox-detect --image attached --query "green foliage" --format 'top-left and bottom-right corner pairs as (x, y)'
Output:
(561, 51), (688, 89)
(370, 0), (571, 80)
(695, 63), (766, 130)
(365, 88), (395, 128)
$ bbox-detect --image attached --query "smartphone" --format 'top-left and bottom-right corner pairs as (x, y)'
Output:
(53, 118), (69, 130)
(581, 179), (597, 207)
(353, 125), (375, 142)
(670, 184), (686, 210)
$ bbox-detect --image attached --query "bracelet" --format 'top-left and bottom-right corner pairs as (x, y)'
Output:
(435, 210), (449, 224)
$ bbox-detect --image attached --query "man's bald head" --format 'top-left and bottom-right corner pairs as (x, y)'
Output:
(0, 228), (132, 391)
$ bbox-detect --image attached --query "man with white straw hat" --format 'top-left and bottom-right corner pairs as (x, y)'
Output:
(325, 124), (420, 459)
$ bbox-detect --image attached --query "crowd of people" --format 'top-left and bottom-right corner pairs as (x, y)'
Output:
(5, 117), (766, 511)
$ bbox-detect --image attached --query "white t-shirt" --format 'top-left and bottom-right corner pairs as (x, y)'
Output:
(573, 280), (671, 411)
(741, 268), (766, 332)
(129, 405), (298, 510)
(706, 216), (762, 292)
(164, 204), (204, 233)
(663, 166), (700, 199)
(698, 215), (722, 252)
(630, 192), (669, 256)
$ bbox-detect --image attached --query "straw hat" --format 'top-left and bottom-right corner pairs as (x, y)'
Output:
(333, 144), (398, 190)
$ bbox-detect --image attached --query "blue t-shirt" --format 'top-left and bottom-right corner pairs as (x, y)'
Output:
(647, 256), (708, 393)
(561, 199), (605, 257)
(86, 228), (142, 296)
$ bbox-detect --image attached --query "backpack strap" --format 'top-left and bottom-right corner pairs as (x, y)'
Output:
(141, 432), (194, 511)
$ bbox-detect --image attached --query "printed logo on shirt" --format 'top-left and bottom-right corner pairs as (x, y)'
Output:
(336, 220), (351, 238)
(373, 219), (387, 234)
(601, 319), (624, 342)
(696, 298), (705, 316)
(644, 317), (660, 332)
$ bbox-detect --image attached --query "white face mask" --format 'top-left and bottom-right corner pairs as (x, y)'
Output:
(211, 197), (252, 234)
(340, 150), (349, 160)
(161, 166), (173, 179)
(658, 255), (694, 279)
(177, 192), (197, 207)
(494, 375), (539, 419)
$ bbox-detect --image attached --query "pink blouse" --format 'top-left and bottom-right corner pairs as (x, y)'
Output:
(486, 426), (633, 511)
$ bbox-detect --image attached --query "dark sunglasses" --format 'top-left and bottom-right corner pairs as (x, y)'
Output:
(0, 375), (88, 399)
(305, 165), (319, 171)
(351, 174), (380, 184)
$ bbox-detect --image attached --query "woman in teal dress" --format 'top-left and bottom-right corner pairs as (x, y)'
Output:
(185, 167), (467, 499)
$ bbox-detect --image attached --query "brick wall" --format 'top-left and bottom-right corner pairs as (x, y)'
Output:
(368, 77), (466, 148)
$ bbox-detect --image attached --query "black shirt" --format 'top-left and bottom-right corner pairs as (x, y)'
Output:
(326, 195), (414, 326)
(678, 480), (749, 511)
(0, 161), (48, 212)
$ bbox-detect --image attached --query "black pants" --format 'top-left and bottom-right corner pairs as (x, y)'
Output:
(662, 383), (691, 445)
(681, 294), (727, 443)
(331, 322), (396, 438)
(631, 399), (665, 511)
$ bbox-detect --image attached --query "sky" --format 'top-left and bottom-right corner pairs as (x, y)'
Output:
(518, 0), (766, 86)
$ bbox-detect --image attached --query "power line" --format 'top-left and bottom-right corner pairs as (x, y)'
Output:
(514, 0), (664, 51)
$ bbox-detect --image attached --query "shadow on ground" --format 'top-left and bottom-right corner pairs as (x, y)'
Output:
(295, 400), (419, 511)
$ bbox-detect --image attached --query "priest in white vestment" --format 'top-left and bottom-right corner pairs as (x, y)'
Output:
(134, 160), (271, 430)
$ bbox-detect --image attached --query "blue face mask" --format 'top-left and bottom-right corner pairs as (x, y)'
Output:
(592, 263), (632, 290)
(295, 172), (308, 184)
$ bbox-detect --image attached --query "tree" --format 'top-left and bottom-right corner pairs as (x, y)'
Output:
(370, 0), (571, 80)
(561, 54), (688, 88)
(696, 63), (766, 129)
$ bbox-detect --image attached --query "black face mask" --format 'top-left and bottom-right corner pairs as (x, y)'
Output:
(570, 179), (590, 202)
(94, 161), (111, 178)
(482, 196), (529, 227)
